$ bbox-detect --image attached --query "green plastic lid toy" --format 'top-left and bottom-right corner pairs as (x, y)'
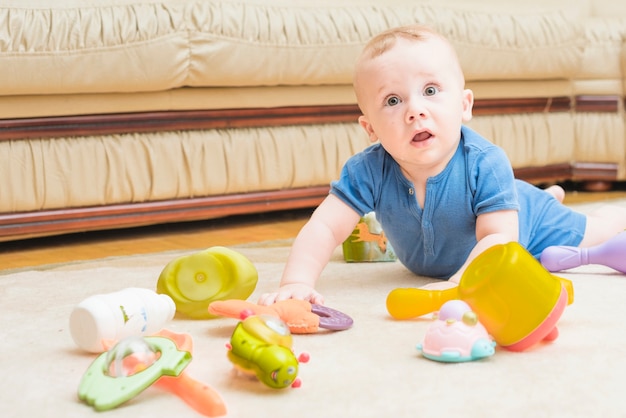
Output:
(157, 246), (258, 319)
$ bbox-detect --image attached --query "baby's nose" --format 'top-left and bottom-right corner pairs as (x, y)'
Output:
(406, 100), (427, 122)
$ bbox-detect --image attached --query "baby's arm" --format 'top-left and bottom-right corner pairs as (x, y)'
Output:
(258, 194), (361, 306)
(430, 209), (519, 288)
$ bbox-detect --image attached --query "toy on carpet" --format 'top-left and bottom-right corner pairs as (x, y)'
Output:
(386, 274), (573, 321)
(541, 231), (626, 273)
(417, 300), (495, 363)
(388, 242), (572, 351)
(157, 246), (258, 319)
(208, 298), (354, 334)
(342, 211), (397, 262)
(69, 287), (176, 353)
(226, 312), (310, 389)
(80, 330), (227, 416)
(78, 336), (190, 411)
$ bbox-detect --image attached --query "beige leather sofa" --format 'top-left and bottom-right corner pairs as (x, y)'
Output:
(1, 0), (625, 241)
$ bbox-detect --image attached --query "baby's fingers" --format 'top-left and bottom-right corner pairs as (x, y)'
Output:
(308, 292), (325, 306)
(258, 285), (325, 306)
(257, 292), (280, 306)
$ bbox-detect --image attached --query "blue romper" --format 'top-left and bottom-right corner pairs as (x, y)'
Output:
(330, 125), (586, 279)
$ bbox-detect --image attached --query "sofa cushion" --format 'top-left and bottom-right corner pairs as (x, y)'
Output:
(572, 17), (626, 95)
(0, 0), (588, 96)
(418, 0), (588, 82)
(0, 123), (369, 212)
(0, 85), (358, 119)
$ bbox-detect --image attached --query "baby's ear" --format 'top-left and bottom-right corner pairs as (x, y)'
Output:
(462, 89), (474, 122)
(358, 115), (378, 143)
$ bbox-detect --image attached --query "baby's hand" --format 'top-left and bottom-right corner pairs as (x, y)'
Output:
(258, 283), (325, 306)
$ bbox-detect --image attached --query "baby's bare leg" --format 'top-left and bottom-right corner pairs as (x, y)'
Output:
(580, 204), (626, 247)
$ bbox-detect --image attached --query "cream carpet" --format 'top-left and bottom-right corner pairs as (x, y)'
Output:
(2, 200), (626, 418)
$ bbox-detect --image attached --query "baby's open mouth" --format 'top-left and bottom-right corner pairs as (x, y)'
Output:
(412, 131), (432, 142)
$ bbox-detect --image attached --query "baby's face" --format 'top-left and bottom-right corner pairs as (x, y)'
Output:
(355, 36), (473, 179)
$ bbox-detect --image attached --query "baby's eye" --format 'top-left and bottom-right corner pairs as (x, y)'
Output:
(424, 86), (439, 96)
(385, 96), (401, 106)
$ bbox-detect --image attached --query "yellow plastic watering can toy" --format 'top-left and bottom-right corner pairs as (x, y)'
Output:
(387, 242), (573, 351)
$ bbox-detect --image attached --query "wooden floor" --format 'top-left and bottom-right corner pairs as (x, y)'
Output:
(2, 182), (626, 271)
(0, 209), (312, 270)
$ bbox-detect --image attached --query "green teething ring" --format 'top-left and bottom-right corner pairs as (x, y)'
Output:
(78, 337), (191, 411)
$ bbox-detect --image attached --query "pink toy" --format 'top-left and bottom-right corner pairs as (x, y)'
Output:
(437, 299), (472, 322)
(541, 231), (626, 273)
(417, 300), (495, 363)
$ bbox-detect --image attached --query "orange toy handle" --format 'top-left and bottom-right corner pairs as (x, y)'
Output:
(157, 373), (227, 417)
(386, 287), (460, 319)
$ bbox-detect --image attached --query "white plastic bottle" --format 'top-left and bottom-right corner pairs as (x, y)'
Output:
(69, 287), (176, 353)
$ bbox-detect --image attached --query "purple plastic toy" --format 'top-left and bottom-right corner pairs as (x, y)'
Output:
(540, 231), (626, 273)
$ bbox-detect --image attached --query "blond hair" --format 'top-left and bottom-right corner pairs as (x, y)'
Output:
(359, 24), (443, 61)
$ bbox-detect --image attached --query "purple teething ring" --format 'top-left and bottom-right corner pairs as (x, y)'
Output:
(311, 304), (354, 331)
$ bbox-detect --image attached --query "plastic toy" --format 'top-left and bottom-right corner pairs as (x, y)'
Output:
(342, 212), (397, 262)
(226, 312), (310, 389)
(209, 298), (353, 333)
(387, 275), (573, 320)
(157, 246), (258, 319)
(70, 287), (176, 353)
(541, 231), (626, 273)
(102, 330), (227, 417)
(388, 242), (572, 351)
(78, 336), (191, 411)
(417, 300), (495, 362)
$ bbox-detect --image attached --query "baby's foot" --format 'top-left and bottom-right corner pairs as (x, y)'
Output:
(545, 185), (565, 203)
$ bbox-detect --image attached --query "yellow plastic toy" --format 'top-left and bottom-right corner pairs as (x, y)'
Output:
(157, 246), (258, 319)
(387, 242), (573, 351)
(226, 313), (310, 389)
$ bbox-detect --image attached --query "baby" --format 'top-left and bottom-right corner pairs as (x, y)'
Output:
(259, 24), (626, 306)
